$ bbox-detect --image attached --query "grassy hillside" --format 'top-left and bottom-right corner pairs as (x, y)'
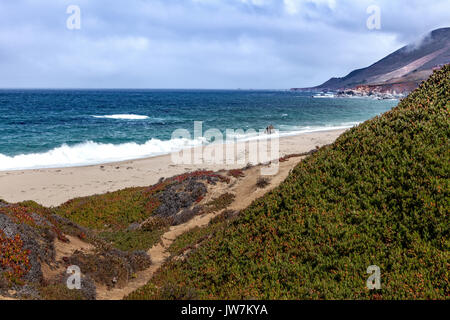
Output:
(0, 169), (231, 299)
(127, 65), (450, 300)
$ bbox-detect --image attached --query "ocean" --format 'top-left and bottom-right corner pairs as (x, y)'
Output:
(0, 89), (398, 170)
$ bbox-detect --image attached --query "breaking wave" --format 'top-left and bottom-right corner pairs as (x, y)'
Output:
(0, 138), (205, 171)
(92, 114), (150, 120)
(0, 122), (359, 171)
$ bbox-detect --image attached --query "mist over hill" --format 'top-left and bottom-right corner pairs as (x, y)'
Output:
(293, 27), (450, 95)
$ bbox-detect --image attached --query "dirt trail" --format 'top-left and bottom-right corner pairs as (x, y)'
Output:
(96, 210), (222, 300)
(0, 156), (305, 301)
(95, 156), (304, 300)
(41, 235), (96, 282)
(0, 157), (303, 301)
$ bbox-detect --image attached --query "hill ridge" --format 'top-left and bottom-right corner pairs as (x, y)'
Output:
(292, 27), (450, 95)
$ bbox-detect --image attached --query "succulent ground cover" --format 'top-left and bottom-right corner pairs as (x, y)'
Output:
(1, 67), (448, 300)
(54, 170), (230, 252)
(0, 171), (231, 299)
(168, 210), (240, 257)
(0, 202), (59, 294)
(126, 65), (449, 300)
(0, 200), (153, 299)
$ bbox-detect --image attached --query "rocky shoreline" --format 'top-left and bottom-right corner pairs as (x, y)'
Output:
(334, 88), (405, 100)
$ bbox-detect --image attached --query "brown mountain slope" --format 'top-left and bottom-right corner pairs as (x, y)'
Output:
(292, 27), (450, 95)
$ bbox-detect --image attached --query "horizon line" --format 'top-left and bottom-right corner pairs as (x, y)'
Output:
(0, 88), (292, 91)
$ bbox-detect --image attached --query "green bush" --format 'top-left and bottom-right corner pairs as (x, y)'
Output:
(54, 185), (165, 231)
(100, 228), (166, 252)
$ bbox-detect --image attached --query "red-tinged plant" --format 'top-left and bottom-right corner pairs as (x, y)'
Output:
(145, 197), (161, 214)
(171, 170), (230, 184)
(0, 205), (36, 226)
(0, 231), (31, 286)
(228, 169), (245, 178)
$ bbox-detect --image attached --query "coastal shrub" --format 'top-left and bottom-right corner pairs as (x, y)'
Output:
(40, 274), (97, 300)
(0, 199), (156, 299)
(140, 216), (171, 232)
(100, 228), (166, 252)
(256, 177), (270, 188)
(0, 203), (59, 293)
(204, 193), (235, 213)
(126, 65), (450, 300)
(54, 172), (217, 232)
(171, 170), (230, 184)
(54, 187), (161, 231)
(159, 282), (198, 300)
(168, 222), (223, 257)
(0, 231), (31, 286)
(278, 148), (320, 163)
(167, 210), (240, 257)
(228, 169), (245, 178)
(49, 214), (95, 245)
(66, 247), (151, 289)
(172, 207), (203, 226)
(53, 172), (219, 256)
(39, 283), (86, 300)
(209, 210), (240, 225)
(154, 179), (206, 218)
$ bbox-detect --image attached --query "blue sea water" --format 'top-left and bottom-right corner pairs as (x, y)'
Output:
(0, 89), (398, 170)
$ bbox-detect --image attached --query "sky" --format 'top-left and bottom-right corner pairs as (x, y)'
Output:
(0, 0), (448, 89)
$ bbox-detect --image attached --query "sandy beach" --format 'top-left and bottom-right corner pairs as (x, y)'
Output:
(0, 129), (346, 207)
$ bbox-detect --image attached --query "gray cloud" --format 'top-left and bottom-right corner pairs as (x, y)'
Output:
(0, 0), (448, 88)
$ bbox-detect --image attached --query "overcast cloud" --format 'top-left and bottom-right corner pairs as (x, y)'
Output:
(0, 0), (448, 88)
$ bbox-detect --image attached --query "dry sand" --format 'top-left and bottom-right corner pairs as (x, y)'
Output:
(0, 129), (346, 207)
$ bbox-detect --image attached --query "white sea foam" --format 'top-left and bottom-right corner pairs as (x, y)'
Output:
(92, 114), (150, 120)
(0, 123), (358, 171)
(277, 122), (360, 136)
(0, 138), (205, 171)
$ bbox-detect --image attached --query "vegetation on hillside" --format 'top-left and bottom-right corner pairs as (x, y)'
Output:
(126, 65), (450, 300)
(0, 170), (230, 299)
(0, 200), (152, 299)
(54, 170), (228, 251)
(1, 66), (448, 300)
